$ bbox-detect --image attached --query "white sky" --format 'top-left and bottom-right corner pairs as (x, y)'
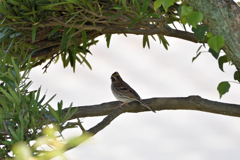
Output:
(29, 33), (240, 160)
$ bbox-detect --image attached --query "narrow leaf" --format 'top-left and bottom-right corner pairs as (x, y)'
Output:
(48, 105), (60, 123)
(48, 26), (62, 38)
(32, 25), (36, 42)
(192, 52), (201, 62)
(128, 19), (139, 29)
(81, 30), (87, 53)
(141, 0), (150, 13)
(61, 28), (69, 51)
(106, 34), (112, 48)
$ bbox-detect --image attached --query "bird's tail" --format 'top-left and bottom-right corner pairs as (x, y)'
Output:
(139, 100), (156, 113)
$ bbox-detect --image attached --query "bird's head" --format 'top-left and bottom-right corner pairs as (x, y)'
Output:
(111, 72), (122, 82)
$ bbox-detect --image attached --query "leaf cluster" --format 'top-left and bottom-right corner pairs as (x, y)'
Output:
(180, 4), (239, 98)
(0, 0), (184, 72)
(0, 55), (76, 158)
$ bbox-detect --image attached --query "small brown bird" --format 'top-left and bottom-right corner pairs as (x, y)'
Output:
(111, 72), (155, 113)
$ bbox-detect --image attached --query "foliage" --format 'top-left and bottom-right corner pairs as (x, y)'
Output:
(0, 0), (181, 72)
(0, 54), (77, 159)
(12, 125), (91, 160)
(1, 0), (236, 97)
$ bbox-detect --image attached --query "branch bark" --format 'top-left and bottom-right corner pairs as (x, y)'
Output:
(63, 96), (240, 120)
(101, 24), (199, 43)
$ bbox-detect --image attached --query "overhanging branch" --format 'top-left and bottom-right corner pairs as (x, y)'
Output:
(102, 24), (199, 43)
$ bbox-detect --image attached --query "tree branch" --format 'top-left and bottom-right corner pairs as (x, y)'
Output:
(40, 21), (199, 43)
(61, 95), (240, 152)
(62, 96), (240, 120)
(63, 108), (124, 151)
(101, 24), (199, 43)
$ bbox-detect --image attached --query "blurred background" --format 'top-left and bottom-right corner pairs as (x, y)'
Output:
(29, 34), (240, 160)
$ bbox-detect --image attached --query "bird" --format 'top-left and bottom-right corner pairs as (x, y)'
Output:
(110, 72), (156, 113)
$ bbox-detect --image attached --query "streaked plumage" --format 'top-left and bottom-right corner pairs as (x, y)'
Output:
(111, 72), (155, 113)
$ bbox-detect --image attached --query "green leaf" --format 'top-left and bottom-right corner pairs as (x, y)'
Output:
(187, 11), (203, 28)
(20, 4), (30, 11)
(87, 1), (94, 11)
(192, 25), (208, 41)
(234, 71), (240, 82)
(48, 105), (60, 123)
(135, 0), (140, 12)
(141, 0), (150, 13)
(48, 26), (62, 38)
(0, 30), (15, 43)
(110, 4), (124, 10)
(106, 34), (112, 48)
(62, 103), (77, 122)
(142, 35), (150, 49)
(208, 35), (225, 53)
(11, 57), (20, 84)
(32, 25), (36, 42)
(206, 32), (212, 38)
(218, 55), (228, 72)
(192, 52), (201, 62)
(57, 100), (63, 120)
(69, 48), (76, 72)
(61, 28), (69, 51)
(8, 87), (20, 105)
(9, 127), (20, 141)
(217, 81), (230, 98)
(128, 19), (139, 29)
(79, 53), (92, 70)
(81, 30), (87, 53)
(196, 45), (202, 53)
(181, 5), (193, 18)
(109, 9), (125, 21)
(43, 94), (56, 106)
(0, 88), (15, 103)
(9, 0), (20, 6)
(154, 0), (162, 11)
(121, 0), (127, 8)
(180, 16), (186, 25)
(108, 9), (126, 21)
(162, 0), (175, 11)
(157, 34), (169, 50)
(66, 28), (74, 49)
(208, 48), (219, 59)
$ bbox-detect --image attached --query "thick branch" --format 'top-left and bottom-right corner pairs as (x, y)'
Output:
(102, 24), (199, 43)
(40, 20), (199, 43)
(62, 96), (240, 119)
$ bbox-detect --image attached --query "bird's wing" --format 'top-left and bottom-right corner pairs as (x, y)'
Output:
(116, 81), (141, 100)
